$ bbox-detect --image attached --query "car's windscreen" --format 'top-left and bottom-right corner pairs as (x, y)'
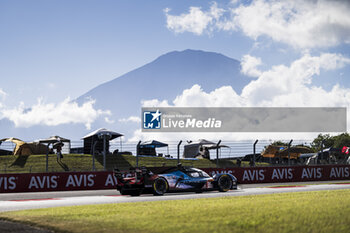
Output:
(201, 171), (210, 178)
(188, 171), (210, 178)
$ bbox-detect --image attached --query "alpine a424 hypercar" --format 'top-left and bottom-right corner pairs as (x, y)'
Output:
(114, 165), (238, 196)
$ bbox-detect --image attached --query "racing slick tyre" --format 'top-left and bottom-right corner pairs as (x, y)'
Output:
(218, 175), (233, 192)
(120, 188), (130, 195)
(153, 177), (168, 196)
(129, 189), (143, 196)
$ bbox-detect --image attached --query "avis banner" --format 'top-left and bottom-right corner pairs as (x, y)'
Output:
(1, 165), (349, 193)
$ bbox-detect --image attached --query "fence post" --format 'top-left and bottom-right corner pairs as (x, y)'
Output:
(216, 140), (221, 168)
(288, 139), (293, 165)
(253, 140), (258, 167)
(321, 139), (324, 164)
(120, 137), (122, 152)
(103, 135), (107, 170)
(45, 143), (51, 173)
(92, 141), (98, 171)
(136, 141), (141, 167)
(46, 149), (49, 173)
(177, 140), (182, 165)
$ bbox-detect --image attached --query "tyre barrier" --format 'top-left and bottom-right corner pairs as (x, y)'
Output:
(0, 165), (349, 193)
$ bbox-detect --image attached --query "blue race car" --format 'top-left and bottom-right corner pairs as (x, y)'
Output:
(114, 164), (238, 196)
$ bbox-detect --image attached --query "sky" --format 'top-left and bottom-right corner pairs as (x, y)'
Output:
(0, 0), (247, 106)
(0, 0), (350, 141)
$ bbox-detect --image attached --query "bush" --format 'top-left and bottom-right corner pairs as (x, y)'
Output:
(311, 133), (350, 150)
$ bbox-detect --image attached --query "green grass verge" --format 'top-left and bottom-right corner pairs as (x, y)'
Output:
(1, 189), (349, 233)
(0, 154), (105, 173)
(1, 153), (265, 173)
(266, 181), (350, 188)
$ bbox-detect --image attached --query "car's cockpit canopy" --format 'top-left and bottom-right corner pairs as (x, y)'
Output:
(183, 167), (210, 178)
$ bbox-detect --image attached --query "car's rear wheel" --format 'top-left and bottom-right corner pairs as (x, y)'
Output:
(153, 177), (168, 196)
(129, 189), (142, 196)
(120, 187), (130, 195)
(218, 175), (232, 192)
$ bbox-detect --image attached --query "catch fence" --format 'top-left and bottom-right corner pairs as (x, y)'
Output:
(2, 139), (311, 158)
(1, 139), (349, 174)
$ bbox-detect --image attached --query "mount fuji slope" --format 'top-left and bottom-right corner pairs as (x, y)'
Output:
(0, 50), (249, 140)
(77, 49), (249, 119)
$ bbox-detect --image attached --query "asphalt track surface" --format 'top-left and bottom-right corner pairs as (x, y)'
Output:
(1, 180), (350, 213)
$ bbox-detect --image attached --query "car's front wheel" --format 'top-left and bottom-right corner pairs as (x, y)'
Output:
(218, 175), (232, 192)
(153, 177), (168, 196)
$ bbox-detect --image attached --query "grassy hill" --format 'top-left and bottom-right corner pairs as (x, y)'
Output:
(0, 153), (261, 174)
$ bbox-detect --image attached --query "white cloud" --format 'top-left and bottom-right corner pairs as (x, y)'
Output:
(231, 0), (350, 49)
(118, 116), (141, 123)
(241, 53), (350, 106)
(0, 98), (110, 130)
(142, 99), (170, 107)
(166, 0), (350, 49)
(165, 2), (224, 35)
(240, 54), (262, 77)
(104, 117), (115, 124)
(172, 84), (244, 107)
(128, 128), (319, 145)
(169, 53), (350, 108)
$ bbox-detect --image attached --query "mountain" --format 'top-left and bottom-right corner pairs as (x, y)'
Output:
(0, 50), (249, 141)
(77, 49), (249, 119)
